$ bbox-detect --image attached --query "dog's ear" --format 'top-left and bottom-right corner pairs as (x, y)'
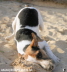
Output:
(30, 33), (43, 47)
(32, 33), (37, 40)
(37, 35), (43, 42)
(30, 39), (38, 47)
(30, 33), (38, 47)
(32, 33), (43, 42)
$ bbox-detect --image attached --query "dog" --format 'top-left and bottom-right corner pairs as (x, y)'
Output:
(5, 7), (60, 67)
(18, 33), (55, 71)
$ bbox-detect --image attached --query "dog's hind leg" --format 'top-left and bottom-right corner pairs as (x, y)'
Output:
(5, 18), (16, 41)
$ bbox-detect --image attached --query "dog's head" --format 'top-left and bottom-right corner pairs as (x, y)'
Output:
(23, 33), (43, 61)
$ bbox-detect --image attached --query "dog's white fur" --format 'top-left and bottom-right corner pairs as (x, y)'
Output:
(5, 7), (60, 64)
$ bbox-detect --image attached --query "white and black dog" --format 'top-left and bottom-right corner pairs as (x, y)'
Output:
(5, 7), (60, 71)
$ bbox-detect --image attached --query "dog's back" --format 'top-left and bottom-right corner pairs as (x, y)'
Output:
(5, 7), (44, 40)
(15, 7), (44, 37)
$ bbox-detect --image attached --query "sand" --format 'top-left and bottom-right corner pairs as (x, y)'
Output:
(0, 1), (67, 72)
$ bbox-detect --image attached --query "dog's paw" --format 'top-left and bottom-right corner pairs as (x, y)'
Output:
(54, 57), (60, 65)
(46, 60), (55, 71)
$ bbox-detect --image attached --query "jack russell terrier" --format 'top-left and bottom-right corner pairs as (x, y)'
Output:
(5, 6), (60, 71)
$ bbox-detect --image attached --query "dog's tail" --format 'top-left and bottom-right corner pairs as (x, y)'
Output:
(25, 4), (29, 7)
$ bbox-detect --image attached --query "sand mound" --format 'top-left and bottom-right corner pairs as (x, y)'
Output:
(11, 57), (49, 72)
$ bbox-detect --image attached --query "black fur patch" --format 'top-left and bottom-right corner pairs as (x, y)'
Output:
(23, 44), (29, 52)
(18, 8), (38, 27)
(16, 28), (36, 42)
(32, 46), (40, 51)
(32, 46), (42, 59)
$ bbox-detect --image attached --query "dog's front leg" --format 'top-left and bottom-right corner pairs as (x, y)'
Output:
(38, 41), (60, 64)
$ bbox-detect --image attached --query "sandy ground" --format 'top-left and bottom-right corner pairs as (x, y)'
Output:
(0, 1), (67, 72)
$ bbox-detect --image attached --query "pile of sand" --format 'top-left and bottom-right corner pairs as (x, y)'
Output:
(11, 57), (49, 72)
